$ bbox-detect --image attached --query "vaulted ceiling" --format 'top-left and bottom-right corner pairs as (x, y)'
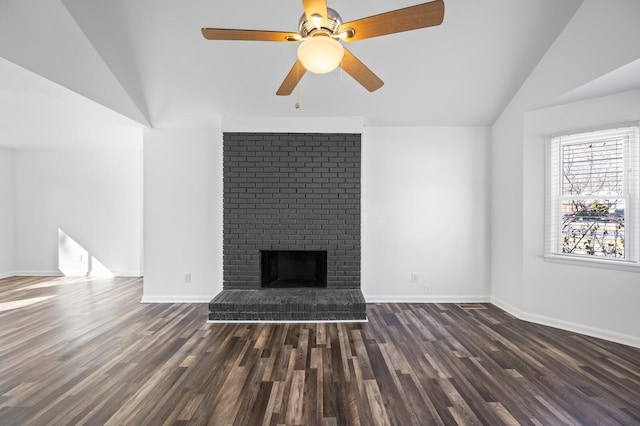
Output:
(1, 0), (587, 148)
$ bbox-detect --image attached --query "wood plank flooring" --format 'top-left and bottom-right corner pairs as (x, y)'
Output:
(0, 276), (639, 425)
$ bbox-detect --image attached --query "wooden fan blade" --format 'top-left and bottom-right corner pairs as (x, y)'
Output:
(302, 0), (328, 27)
(340, 0), (444, 42)
(201, 28), (300, 42)
(276, 60), (307, 96)
(339, 48), (384, 92)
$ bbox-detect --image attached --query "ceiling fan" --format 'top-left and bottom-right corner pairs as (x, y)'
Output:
(201, 0), (444, 95)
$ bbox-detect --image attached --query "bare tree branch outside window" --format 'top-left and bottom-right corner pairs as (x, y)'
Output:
(561, 139), (625, 257)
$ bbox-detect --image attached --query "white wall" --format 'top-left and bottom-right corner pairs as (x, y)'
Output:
(0, 147), (15, 277)
(14, 148), (143, 276)
(142, 128), (223, 302)
(141, 120), (363, 302)
(491, 107), (525, 311)
(362, 127), (491, 301)
(141, 124), (491, 304)
(491, 0), (640, 346)
(521, 89), (640, 345)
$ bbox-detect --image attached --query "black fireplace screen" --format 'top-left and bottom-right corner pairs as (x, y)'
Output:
(260, 250), (327, 288)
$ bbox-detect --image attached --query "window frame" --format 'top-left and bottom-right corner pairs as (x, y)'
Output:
(545, 123), (640, 271)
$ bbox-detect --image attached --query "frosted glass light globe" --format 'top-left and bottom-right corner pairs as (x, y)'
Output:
(297, 36), (344, 74)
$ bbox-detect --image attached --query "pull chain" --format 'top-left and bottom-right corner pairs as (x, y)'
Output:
(295, 62), (301, 109)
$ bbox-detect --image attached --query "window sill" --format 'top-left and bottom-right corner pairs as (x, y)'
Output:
(544, 254), (640, 273)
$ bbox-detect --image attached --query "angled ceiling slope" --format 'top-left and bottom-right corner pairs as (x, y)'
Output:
(0, 57), (143, 150)
(106, 0), (584, 127)
(550, 58), (640, 107)
(1, 0), (584, 130)
(0, 0), (150, 127)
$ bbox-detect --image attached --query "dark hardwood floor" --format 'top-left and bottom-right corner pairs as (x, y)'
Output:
(0, 276), (639, 425)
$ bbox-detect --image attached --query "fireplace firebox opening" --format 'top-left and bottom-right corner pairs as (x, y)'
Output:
(261, 250), (327, 289)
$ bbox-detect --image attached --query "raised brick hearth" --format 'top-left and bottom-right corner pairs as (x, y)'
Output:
(209, 289), (365, 321)
(209, 132), (366, 321)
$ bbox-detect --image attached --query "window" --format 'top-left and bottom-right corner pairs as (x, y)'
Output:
(546, 124), (640, 268)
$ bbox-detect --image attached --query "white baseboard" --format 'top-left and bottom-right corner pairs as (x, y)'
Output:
(11, 271), (142, 278)
(364, 294), (491, 304)
(0, 271), (16, 279)
(111, 271), (143, 277)
(491, 296), (640, 349)
(13, 271), (64, 277)
(140, 295), (214, 304)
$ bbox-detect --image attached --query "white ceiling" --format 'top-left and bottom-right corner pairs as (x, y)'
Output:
(0, 0), (587, 149)
(0, 57), (142, 150)
(549, 58), (640, 107)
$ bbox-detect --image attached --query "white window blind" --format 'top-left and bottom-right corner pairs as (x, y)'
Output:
(546, 124), (640, 267)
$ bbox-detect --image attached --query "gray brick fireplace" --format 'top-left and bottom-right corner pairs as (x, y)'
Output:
(208, 132), (366, 321)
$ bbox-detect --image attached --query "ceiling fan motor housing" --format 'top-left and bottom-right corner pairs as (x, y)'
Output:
(298, 8), (343, 38)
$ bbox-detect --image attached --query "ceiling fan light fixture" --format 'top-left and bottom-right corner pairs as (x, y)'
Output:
(338, 28), (355, 40)
(310, 13), (323, 29)
(297, 35), (344, 74)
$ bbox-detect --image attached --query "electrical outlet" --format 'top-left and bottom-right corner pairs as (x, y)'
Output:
(424, 284), (432, 294)
(184, 273), (191, 283)
(411, 273), (418, 283)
